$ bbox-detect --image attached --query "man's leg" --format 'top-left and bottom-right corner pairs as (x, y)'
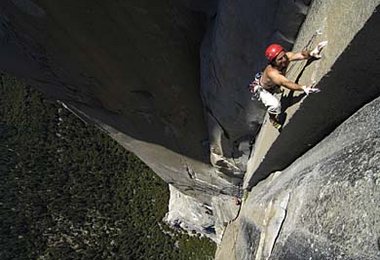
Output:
(269, 113), (281, 129)
(258, 89), (282, 128)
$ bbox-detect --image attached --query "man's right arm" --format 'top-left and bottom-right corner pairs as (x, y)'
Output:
(268, 70), (321, 95)
(268, 70), (304, 91)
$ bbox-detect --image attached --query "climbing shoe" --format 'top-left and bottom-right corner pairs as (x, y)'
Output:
(270, 119), (282, 130)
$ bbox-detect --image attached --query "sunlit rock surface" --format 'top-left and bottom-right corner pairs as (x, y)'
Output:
(217, 1), (380, 258)
(245, 0), (380, 188)
(216, 94), (380, 260)
(164, 185), (217, 241)
(163, 185), (240, 243)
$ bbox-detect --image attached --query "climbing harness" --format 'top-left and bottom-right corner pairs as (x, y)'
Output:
(249, 72), (263, 100)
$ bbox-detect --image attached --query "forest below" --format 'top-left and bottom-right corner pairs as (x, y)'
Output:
(0, 73), (215, 259)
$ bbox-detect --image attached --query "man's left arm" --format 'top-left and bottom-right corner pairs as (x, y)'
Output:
(287, 51), (311, 61)
(287, 41), (328, 62)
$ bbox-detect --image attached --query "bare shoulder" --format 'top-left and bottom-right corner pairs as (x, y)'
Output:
(266, 66), (288, 86)
(266, 66), (280, 78)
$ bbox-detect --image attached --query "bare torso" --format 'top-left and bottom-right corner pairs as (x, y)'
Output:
(252, 48), (317, 95)
(261, 65), (286, 90)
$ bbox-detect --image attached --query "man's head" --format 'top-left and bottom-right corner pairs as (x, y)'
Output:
(265, 44), (289, 70)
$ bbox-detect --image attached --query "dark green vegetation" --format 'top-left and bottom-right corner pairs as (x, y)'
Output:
(0, 74), (215, 259)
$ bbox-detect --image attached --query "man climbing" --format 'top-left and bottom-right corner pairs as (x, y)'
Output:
(249, 41), (328, 129)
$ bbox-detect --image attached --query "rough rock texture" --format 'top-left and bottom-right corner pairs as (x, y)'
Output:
(163, 185), (240, 243)
(216, 94), (380, 260)
(164, 185), (216, 240)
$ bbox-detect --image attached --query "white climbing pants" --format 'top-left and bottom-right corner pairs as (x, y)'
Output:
(250, 72), (281, 115)
(256, 88), (281, 115)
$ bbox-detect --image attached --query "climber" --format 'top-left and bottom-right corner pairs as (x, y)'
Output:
(249, 41), (328, 129)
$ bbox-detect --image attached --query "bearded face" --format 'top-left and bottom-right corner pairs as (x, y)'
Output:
(273, 51), (289, 70)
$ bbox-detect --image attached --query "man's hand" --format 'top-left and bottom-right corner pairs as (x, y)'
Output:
(302, 85), (321, 95)
(310, 41), (328, 59)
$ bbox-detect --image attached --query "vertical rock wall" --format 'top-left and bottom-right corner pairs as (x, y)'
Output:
(216, 95), (380, 260)
(245, 0), (380, 188)
(200, 0), (312, 177)
(0, 0), (228, 200)
(217, 1), (380, 258)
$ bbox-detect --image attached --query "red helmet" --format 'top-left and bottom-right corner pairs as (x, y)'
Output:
(265, 44), (284, 62)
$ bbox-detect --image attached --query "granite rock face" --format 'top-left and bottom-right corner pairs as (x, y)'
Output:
(244, 0), (380, 188)
(217, 1), (380, 256)
(163, 185), (240, 243)
(216, 95), (380, 260)
(3, 1), (379, 254)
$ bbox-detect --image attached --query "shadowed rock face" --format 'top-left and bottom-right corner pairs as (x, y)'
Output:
(0, 0), (221, 198)
(0, 0), (209, 161)
(0, 0), (311, 198)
